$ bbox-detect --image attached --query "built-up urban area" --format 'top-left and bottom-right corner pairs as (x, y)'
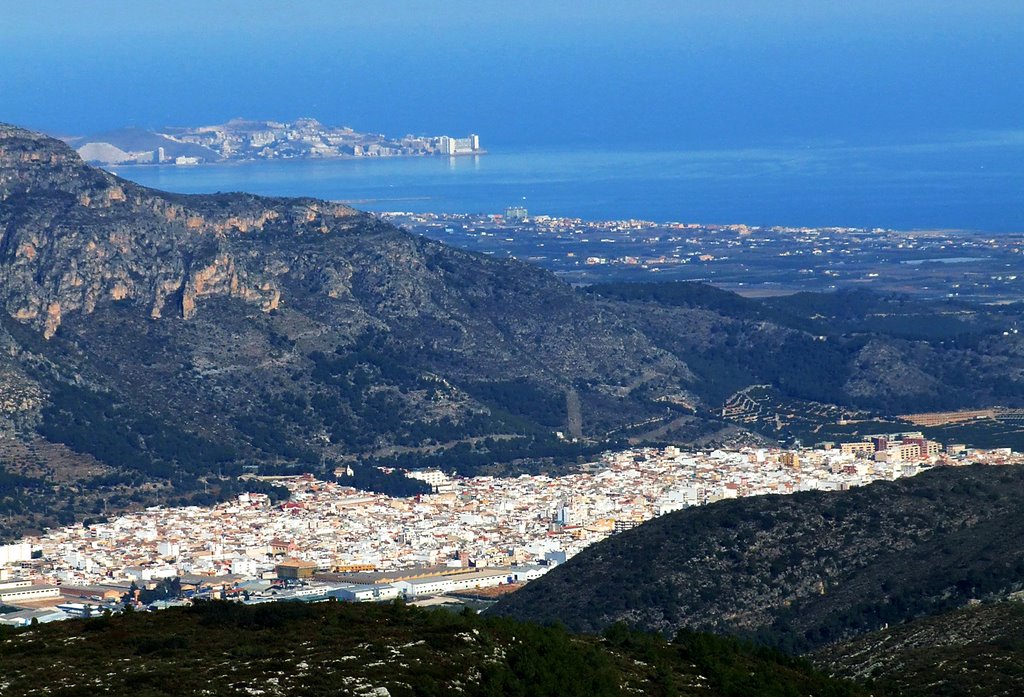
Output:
(71, 117), (484, 166)
(1, 438), (1021, 627)
(383, 210), (1024, 301)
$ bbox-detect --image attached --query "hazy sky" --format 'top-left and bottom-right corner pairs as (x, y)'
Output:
(2, 1), (1022, 147)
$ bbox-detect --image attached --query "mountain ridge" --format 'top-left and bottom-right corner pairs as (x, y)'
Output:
(3, 121), (1024, 544)
(0, 123), (700, 538)
(0, 122), (360, 336)
(492, 464), (1024, 653)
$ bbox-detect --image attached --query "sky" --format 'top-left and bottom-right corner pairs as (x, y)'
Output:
(1, 1), (1022, 148)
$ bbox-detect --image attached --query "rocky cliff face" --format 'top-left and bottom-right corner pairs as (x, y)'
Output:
(0, 125), (685, 394)
(4, 123), (1016, 541)
(0, 124), (710, 537)
(0, 124), (359, 337)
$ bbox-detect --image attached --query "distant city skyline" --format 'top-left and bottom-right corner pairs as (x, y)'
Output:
(3, 1), (1022, 149)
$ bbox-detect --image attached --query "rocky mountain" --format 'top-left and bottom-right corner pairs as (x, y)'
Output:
(0, 124), (687, 395)
(0, 599), (867, 697)
(492, 464), (1024, 653)
(814, 600), (1024, 696)
(3, 121), (1024, 539)
(0, 123), (703, 537)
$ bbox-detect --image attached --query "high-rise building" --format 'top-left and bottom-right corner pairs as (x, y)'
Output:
(505, 206), (528, 221)
(0, 543), (31, 566)
(438, 135), (482, 156)
(840, 441), (874, 456)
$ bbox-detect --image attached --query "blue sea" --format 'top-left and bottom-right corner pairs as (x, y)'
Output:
(117, 139), (1024, 232)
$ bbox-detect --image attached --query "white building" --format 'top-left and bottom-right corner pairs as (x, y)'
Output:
(406, 469), (452, 492)
(157, 541), (180, 558)
(333, 583), (401, 602)
(394, 568), (514, 598)
(655, 485), (701, 515)
(230, 557), (261, 577)
(0, 581), (61, 603)
(0, 543), (32, 566)
(0, 608), (70, 627)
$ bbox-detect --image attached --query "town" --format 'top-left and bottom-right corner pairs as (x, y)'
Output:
(381, 210), (1024, 302)
(70, 117), (485, 166)
(1, 439), (1020, 627)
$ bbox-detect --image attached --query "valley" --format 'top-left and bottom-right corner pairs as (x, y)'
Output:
(3, 122), (1024, 695)
(4, 122), (1024, 537)
(5, 3), (1023, 694)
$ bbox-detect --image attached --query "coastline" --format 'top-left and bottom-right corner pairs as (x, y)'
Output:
(113, 142), (1024, 233)
(103, 149), (489, 170)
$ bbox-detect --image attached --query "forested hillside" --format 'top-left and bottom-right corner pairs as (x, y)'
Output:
(0, 600), (866, 697)
(494, 465), (1024, 653)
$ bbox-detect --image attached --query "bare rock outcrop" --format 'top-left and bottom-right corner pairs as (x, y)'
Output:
(0, 124), (357, 337)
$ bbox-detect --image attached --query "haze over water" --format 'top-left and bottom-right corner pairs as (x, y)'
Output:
(121, 139), (1024, 232)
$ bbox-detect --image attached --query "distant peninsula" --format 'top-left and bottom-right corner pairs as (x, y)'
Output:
(62, 117), (484, 166)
